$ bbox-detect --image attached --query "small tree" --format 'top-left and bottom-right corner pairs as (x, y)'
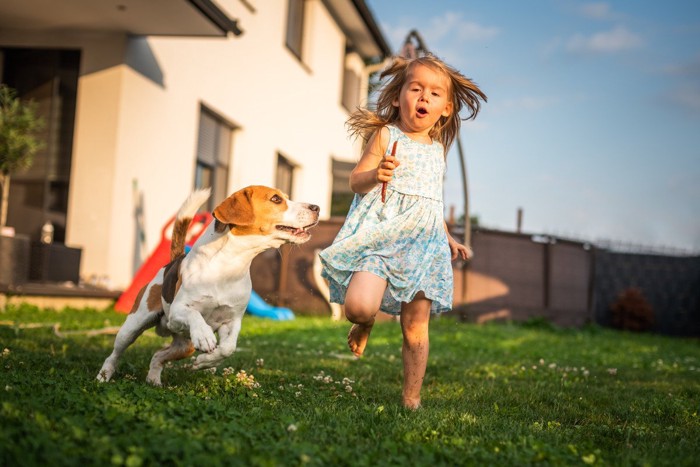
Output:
(0, 84), (44, 230)
(610, 287), (655, 332)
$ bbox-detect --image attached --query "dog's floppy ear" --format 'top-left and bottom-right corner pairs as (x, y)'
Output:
(213, 187), (255, 230)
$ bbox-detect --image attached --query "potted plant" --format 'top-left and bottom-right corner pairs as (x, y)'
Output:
(0, 84), (43, 286)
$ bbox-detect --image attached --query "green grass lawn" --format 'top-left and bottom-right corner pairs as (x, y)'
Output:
(1, 304), (698, 466)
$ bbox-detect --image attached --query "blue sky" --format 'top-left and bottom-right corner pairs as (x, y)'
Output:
(366, 0), (700, 252)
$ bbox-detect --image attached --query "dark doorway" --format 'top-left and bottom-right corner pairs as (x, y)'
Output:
(1, 48), (80, 243)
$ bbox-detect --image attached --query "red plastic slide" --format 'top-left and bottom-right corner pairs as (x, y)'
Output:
(114, 212), (212, 313)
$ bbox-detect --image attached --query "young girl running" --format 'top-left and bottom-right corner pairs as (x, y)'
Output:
(320, 54), (486, 409)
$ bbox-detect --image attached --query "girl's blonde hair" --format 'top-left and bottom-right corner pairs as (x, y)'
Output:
(347, 54), (487, 152)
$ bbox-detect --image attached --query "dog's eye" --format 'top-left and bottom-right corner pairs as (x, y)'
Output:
(270, 195), (283, 204)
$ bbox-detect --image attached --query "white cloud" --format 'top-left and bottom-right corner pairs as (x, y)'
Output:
(668, 84), (700, 114)
(380, 23), (410, 52)
(662, 55), (700, 115)
(417, 11), (501, 47)
(459, 119), (489, 133)
(427, 12), (500, 43)
(578, 2), (616, 20)
(664, 54), (700, 78)
(381, 11), (500, 52)
(566, 26), (643, 54)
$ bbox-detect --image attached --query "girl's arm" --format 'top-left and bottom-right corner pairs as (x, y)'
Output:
(444, 221), (473, 260)
(350, 127), (399, 194)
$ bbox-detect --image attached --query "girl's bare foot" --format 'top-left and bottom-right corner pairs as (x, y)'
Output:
(402, 398), (422, 410)
(347, 319), (374, 357)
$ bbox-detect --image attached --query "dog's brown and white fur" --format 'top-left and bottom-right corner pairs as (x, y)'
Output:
(97, 185), (319, 385)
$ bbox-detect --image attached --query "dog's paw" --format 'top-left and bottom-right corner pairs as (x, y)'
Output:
(192, 353), (222, 370)
(190, 324), (217, 353)
(146, 372), (163, 387)
(96, 365), (114, 382)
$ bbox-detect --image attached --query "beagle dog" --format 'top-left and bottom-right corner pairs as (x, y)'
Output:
(97, 185), (319, 385)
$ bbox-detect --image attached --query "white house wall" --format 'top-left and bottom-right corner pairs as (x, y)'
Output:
(6, 0), (366, 289)
(1, 1), (375, 289)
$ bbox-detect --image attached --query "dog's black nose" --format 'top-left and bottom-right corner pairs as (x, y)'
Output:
(309, 204), (320, 212)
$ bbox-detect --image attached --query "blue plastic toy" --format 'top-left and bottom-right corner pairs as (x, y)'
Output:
(246, 290), (295, 320)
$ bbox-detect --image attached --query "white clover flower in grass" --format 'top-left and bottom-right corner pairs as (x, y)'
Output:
(256, 358), (264, 367)
(607, 368), (618, 376)
(295, 391), (302, 397)
(2, 348), (9, 357)
(345, 385), (353, 393)
(287, 424), (298, 432)
(235, 370), (260, 389)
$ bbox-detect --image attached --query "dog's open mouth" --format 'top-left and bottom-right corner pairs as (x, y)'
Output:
(276, 222), (317, 237)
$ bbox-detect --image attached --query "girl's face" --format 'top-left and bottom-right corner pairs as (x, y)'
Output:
(393, 63), (453, 136)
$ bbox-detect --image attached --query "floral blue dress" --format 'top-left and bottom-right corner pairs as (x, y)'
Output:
(320, 125), (453, 315)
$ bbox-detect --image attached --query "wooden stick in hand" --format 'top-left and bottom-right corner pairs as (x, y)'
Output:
(382, 141), (398, 203)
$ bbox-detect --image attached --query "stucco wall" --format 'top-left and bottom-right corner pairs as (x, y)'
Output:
(102, 1), (357, 288)
(3, 0), (370, 289)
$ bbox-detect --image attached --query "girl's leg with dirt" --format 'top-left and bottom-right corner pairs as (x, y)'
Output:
(344, 271), (386, 357)
(400, 293), (431, 409)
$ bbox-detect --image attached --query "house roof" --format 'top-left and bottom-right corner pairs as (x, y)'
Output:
(0, 0), (241, 37)
(323, 0), (392, 59)
(0, 0), (390, 58)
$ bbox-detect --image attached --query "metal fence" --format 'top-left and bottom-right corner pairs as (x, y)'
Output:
(592, 250), (700, 336)
(250, 221), (700, 336)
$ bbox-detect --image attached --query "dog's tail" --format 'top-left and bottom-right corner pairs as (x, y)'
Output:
(170, 188), (211, 260)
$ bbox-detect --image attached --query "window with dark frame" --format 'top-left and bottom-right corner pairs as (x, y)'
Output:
(275, 154), (296, 197)
(195, 107), (234, 211)
(285, 0), (305, 60)
(330, 158), (355, 217)
(0, 47), (80, 243)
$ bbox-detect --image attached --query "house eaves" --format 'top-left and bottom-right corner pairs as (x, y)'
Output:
(0, 0), (241, 37)
(322, 0), (392, 60)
